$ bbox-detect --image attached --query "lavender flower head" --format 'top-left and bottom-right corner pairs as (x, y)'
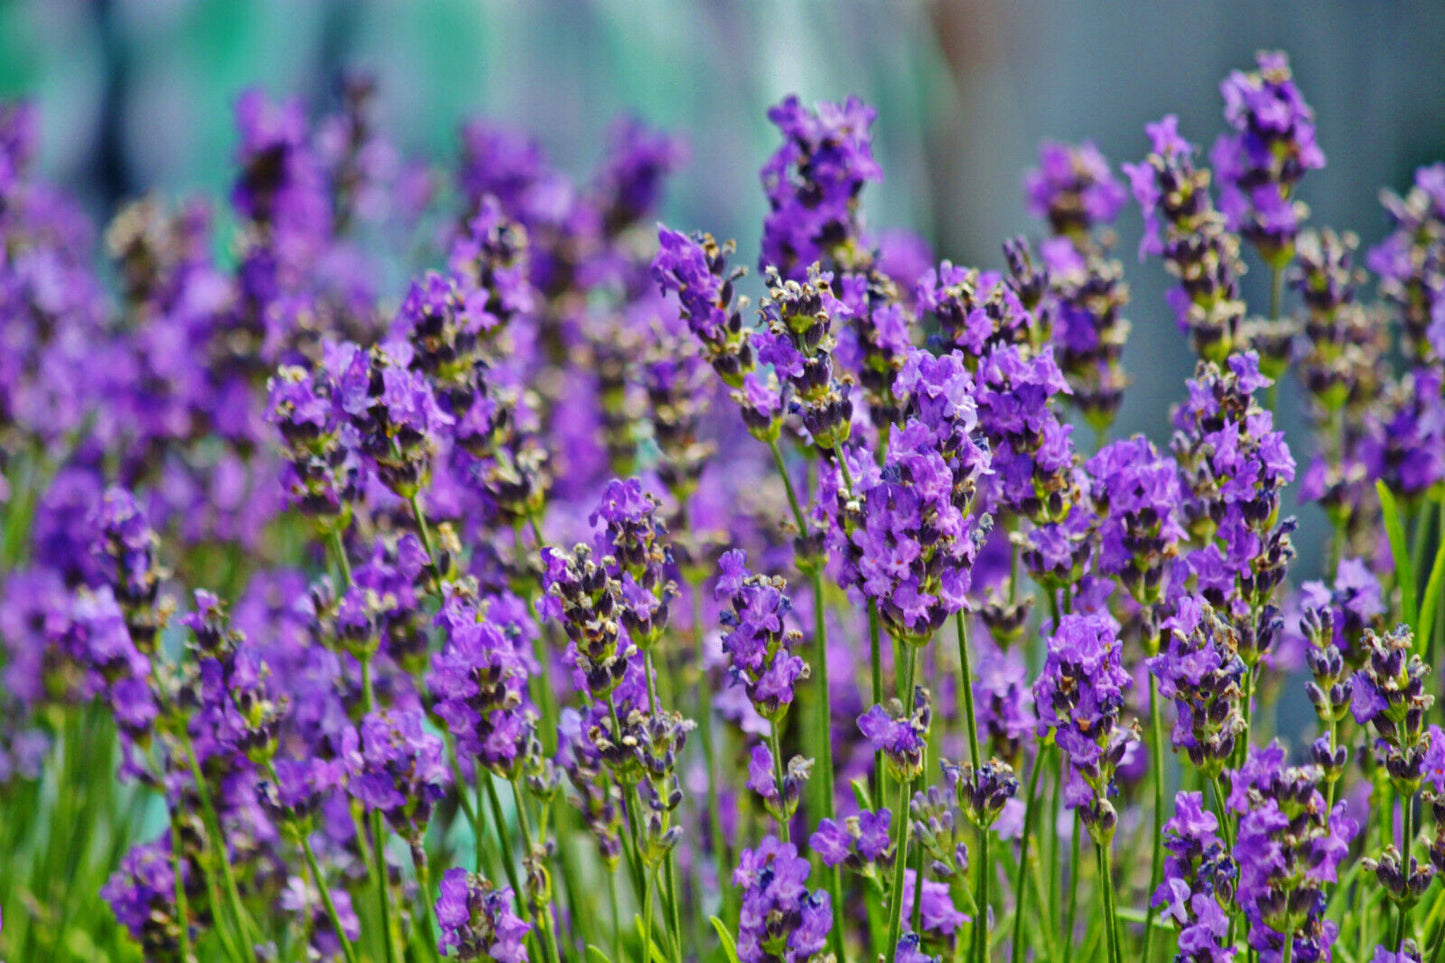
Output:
(590, 477), (676, 649)
(836, 419), (988, 645)
(427, 580), (534, 775)
(434, 867), (530, 962)
(760, 95), (882, 278)
(1086, 435), (1186, 606)
(859, 688), (932, 782)
(1227, 743), (1357, 963)
(1124, 116), (1248, 362)
(1210, 50), (1325, 263)
(715, 550), (808, 721)
(1025, 140), (1128, 239)
(1149, 596), (1248, 774)
(1152, 792), (1238, 963)
(343, 708), (450, 846)
(732, 835), (833, 963)
(1369, 163), (1445, 364)
(1032, 612), (1139, 842)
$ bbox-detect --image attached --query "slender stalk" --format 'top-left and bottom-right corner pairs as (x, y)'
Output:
(955, 613), (982, 769)
(482, 777), (528, 919)
(884, 773), (914, 963)
(770, 724), (791, 844)
(183, 738), (262, 957)
(974, 830), (991, 963)
(1010, 749), (1048, 963)
(412, 853), (444, 963)
(1208, 775), (1235, 851)
(912, 836), (926, 935)
(1398, 800), (1417, 951)
(641, 868), (656, 963)
(1097, 842), (1122, 963)
(691, 582), (730, 901)
(869, 601), (885, 797)
(1142, 676), (1166, 963)
(809, 570), (848, 963)
(1063, 814), (1081, 963)
(407, 491), (438, 572)
(609, 869), (622, 963)
(664, 856), (685, 963)
(328, 529), (353, 588)
(170, 813), (197, 963)
(368, 808), (400, 963)
(768, 439), (809, 537)
(884, 647), (919, 963)
(300, 836), (362, 963)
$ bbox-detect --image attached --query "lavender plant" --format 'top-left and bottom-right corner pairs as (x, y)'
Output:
(2, 51), (1445, 963)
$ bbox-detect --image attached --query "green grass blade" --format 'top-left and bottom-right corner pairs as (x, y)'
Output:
(1378, 481), (1418, 635)
(1419, 498), (1445, 652)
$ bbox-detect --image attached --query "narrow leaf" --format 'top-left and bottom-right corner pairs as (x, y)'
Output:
(1378, 481), (1418, 634)
(586, 946), (615, 963)
(1419, 499), (1445, 652)
(710, 916), (742, 963)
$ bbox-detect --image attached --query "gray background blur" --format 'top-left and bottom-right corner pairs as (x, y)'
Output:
(4, 0), (1442, 580)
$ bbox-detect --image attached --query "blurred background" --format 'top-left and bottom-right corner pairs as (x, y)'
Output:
(3, 0), (1444, 579)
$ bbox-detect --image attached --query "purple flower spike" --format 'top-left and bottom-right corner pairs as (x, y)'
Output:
(1025, 140), (1127, 236)
(1033, 612), (1138, 843)
(732, 836), (833, 963)
(760, 95), (881, 279)
(343, 709), (450, 845)
(1211, 51), (1323, 264)
(434, 867), (530, 962)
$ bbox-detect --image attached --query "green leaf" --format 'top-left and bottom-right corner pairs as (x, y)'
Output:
(849, 777), (875, 813)
(586, 946), (616, 963)
(1420, 499), (1445, 652)
(710, 916), (742, 963)
(633, 916), (669, 963)
(1378, 481), (1418, 635)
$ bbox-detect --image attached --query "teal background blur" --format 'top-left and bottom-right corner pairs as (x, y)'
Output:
(4, 0), (1444, 578)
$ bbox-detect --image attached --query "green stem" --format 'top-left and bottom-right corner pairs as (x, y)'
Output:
(975, 830), (991, 963)
(1063, 814), (1081, 963)
(1097, 842), (1122, 963)
(328, 528), (353, 589)
(641, 869), (655, 963)
(170, 812), (197, 963)
(413, 853), (445, 963)
(482, 777), (527, 907)
(1010, 749), (1048, 963)
(884, 647), (919, 963)
(808, 571), (848, 963)
(183, 738), (261, 958)
(767, 439), (809, 536)
(769, 724), (791, 843)
(955, 613), (982, 769)
(884, 773), (914, 963)
(1398, 800), (1416, 951)
(869, 601), (885, 798)
(301, 835), (362, 963)
(407, 491), (438, 573)
(692, 588), (730, 911)
(369, 808), (400, 963)
(1142, 676), (1166, 963)
(664, 857), (685, 963)
(609, 869), (623, 963)
(1208, 775), (1235, 851)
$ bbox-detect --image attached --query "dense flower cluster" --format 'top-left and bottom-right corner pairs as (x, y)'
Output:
(1210, 50), (1325, 263)
(4, 50), (1445, 963)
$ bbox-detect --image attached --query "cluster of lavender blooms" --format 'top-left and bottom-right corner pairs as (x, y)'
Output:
(3, 49), (1445, 963)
